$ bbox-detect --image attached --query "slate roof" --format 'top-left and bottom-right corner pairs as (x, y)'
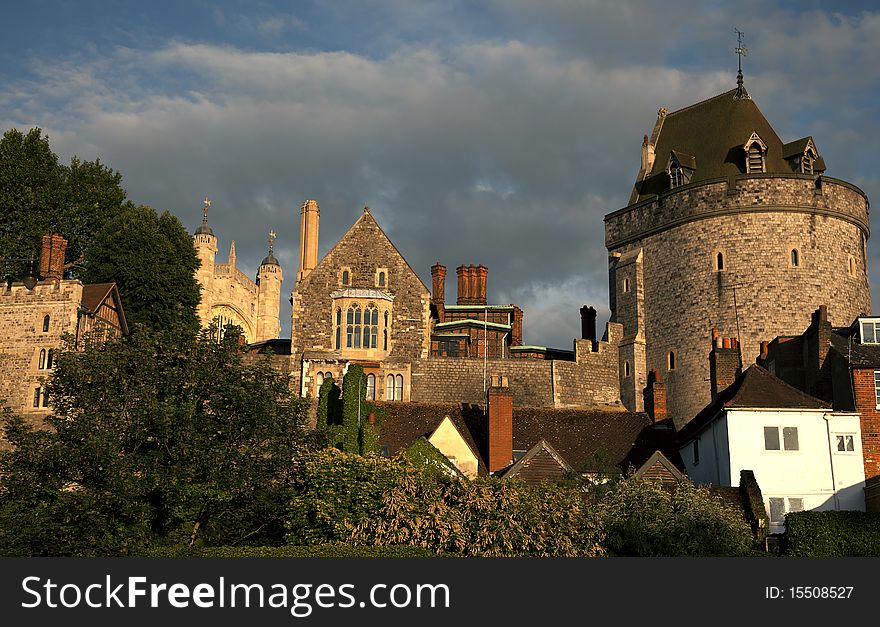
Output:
(677, 365), (830, 444)
(376, 402), (656, 476)
(632, 88), (811, 202)
(830, 331), (880, 368)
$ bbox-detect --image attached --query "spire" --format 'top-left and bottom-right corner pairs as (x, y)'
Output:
(202, 196), (211, 225)
(229, 240), (236, 267)
(194, 195), (215, 236)
(269, 229), (276, 255)
(733, 28), (751, 100)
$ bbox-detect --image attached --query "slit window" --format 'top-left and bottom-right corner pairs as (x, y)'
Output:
(623, 278), (630, 293)
(667, 351), (676, 370)
(42, 315), (50, 332)
(623, 360), (630, 377)
(790, 249), (800, 267)
(716, 252), (724, 271)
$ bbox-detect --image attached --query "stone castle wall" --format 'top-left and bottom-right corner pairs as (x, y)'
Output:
(606, 174), (871, 426)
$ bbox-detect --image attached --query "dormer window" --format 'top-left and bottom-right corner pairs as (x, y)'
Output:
(860, 319), (880, 344)
(666, 151), (695, 189)
(783, 137), (822, 175)
(743, 132), (767, 174)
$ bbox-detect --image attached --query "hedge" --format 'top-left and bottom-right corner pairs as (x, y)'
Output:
(782, 510), (880, 556)
(139, 544), (435, 558)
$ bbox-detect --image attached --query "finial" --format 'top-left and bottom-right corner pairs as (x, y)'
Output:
(202, 196), (211, 224)
(733, 28), (751, 100)
(364, 205), (370, 214)
(268, 229), (276, 254)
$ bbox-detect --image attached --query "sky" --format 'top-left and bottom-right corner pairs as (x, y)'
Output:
(2, 1), (879, 347)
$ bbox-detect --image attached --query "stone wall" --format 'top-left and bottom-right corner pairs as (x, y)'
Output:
(0, 280), (84, 448)
(606, 174), (871, 427)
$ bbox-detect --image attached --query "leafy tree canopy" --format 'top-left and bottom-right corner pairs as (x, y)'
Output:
(0, 127), (129, 269)
(0, 325), (310, 556)
(80, 205), (201, 333)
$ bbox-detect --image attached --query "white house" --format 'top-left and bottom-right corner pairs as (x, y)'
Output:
(677, 365), (865, 533)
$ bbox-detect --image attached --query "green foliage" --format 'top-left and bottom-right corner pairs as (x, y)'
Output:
(0, 127), (129, 269)
(338, 365), (381, 455)
(403, 437), (463, 480)
(285, 448), (406, 545)
(80, 205), (201, 333)
(0, 325), (309, 556)
(782, 510), (880, 556)
(349, 471), (605, 556)
(140, 544), (433, 558)
(598, 477), (755, 556)
(739, 470), (769, 545)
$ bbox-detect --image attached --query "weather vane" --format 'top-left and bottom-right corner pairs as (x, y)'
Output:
(269, 229), (276, 253)
(733, 28), (751, 100)
(202, 196), (211, 223)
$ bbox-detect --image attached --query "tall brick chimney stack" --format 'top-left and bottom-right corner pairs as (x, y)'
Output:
(487, 376), (513, 474)
(643, 369), (667, 423)
(39, 233), (67, 282)
(580, 305), (597, 349)
(467, 265), (477, 305)
(431, 262), (446, 321)
(474, 265), (488, 305)
(456, 265), (470, 304)
(809, 304), (834, 402)
(710, 327), (742, 401)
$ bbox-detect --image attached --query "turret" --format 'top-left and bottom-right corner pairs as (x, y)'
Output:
(256, 230), (283, 341)
(193, 196), (218, 325)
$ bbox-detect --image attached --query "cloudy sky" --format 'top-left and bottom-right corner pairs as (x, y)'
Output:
(2, 1), (878, 347)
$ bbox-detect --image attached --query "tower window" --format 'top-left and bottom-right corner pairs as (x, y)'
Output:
(790, 249), (800, 268)
(42, 315), (50, 332)
(716, 251), (724, 272)
(39, 349), (46, 370)
(848, 256), (856, 276)
(623, 360), (630, 377)
(623, 278), (630, 293)
(667, 351), (676, 370)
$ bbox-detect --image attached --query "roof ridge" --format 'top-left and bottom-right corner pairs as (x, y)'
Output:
(736, 364), (830, 408)
(666, 88), (738, 118)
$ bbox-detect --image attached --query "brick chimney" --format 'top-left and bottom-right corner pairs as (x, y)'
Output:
(580, 305), (597, 349)
(487, 376), (513, 474)
(511, 306), (523, 346)
(643, 369), (667, 423)
(39, 233), (67, 282)
(808, 304), (834, 403)
(431, 262), (446, 320)
(467, 265), (477, 305)
(456, 265), (470, 304)
(710, 327), (742, 401)
(474, 265), (487, 305)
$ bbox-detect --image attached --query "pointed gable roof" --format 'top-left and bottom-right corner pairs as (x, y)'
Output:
(677, 365), (830, 443)
(298, 208), (430, 295)
(632, 90), (791, 202)
(81, 282), (129, 336)
(500, 439), (573, 485)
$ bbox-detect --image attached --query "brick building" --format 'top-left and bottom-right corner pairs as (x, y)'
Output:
(290, 201), (625, 409)
(192, 197), (283, 343)
(0, 234), (128, 446)
(605, 74), (871, 425)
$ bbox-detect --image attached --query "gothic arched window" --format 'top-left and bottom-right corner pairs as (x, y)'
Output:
(366, 374), (376, 400)
(38, 349), (46, 370)
(42, 315), (50, 332)
(364, 304), (378, 349)
(346, 304), (361, 348)
(47, 348), (54, 369)
(386, 374), (395, 400)
(395, 374), (404, 401)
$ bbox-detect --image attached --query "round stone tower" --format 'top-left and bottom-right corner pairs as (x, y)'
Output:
(256, 231), (283, 340)
(605, 80), (871, 426)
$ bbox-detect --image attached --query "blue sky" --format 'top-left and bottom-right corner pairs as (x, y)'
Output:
(2, 1), (879, 347)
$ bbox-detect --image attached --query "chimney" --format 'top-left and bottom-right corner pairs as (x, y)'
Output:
(430, 263), (446, 304)
(809, 304), (834, 402)
(580, 305), (597, 349)
(456, 265), (469, 304)
(467, 265), (478, 305)
(487, 377), (513, 474)
(297, 199), (320, 283)
(643, 369), (667, 423)
(710, 330), (742, 400)
(511, 306), (523, 347)
(475, 265), (487, 305)
(39, 233), (67, 282)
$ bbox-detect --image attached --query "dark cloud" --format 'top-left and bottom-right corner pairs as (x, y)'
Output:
(2, 3), (879, 347)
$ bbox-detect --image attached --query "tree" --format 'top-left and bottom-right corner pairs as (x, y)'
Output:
(338, 364), (381, 455)
(0, 325), (310, 556)
(0, 127), (129, 269)
(80, 205), (201, 333)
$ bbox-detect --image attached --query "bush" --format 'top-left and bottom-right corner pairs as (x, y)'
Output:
(599, 477), (755, 556)
(140, 544), (433, 558)
(782, 510), (880, 556)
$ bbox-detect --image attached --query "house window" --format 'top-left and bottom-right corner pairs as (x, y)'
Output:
(365, 374), (375, 400)
(716, 251), (724, 271)
(874, 371), (880, 409)
(790, 248), (800, 267)
(385, 373), (404, 401)
(862, 321), (880, 344)
(835, 434), (855, 453)
(693, 440), (700, 465)
(770, 497), (804, 524)
(42, 315), (50, 332)
(667, 351), (676, 371)
(764, 426), (799, 451)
